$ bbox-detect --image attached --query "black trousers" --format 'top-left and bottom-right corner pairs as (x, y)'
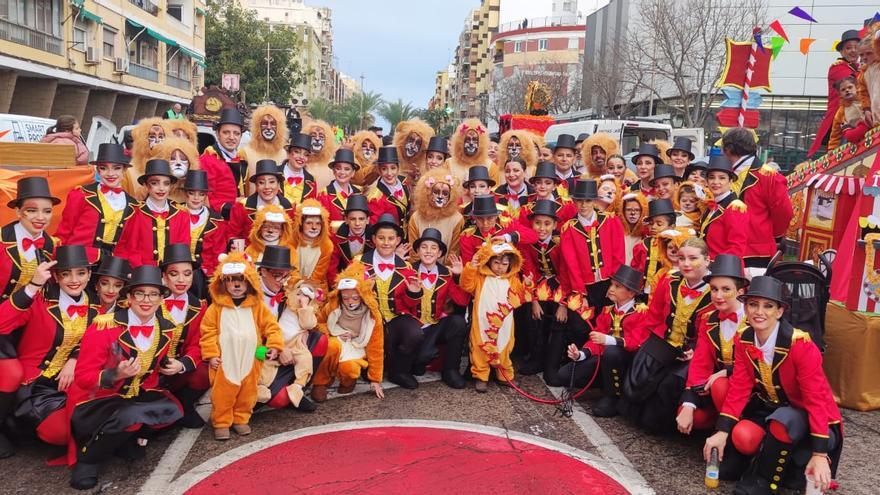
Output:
(555, 345), (630, 394)
(415, 315), (467, 373)
(385, 315), (424, 375)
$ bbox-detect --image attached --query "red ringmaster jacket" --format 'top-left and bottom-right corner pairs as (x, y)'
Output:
(681, 309), (744, 405)
(559, 212), (625, 293)
(115, 203), (191, 267)
(199, 146), (247, 214)
(716, 320), (843, 453)
(55, 183), (138, 251)
(734, 159), (794, 259)
(459, 217), (538, 265)
(161, 292), (206, 373)
(400, 262), (471, 324)
(583, 302), (645, 356)
(698, 193), (749, 260)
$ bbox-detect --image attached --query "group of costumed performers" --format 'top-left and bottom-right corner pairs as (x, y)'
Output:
(0, 105), (840, 494)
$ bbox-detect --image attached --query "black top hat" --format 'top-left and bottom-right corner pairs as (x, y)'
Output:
(413, 227), (448, 256)
(649, 164), (683, 186)
(160, 243), (196, 268)
(554, 134), (577, 151)
(344, 194), (370, 214)
(529, 161), (561, 184)
(330, 148), (358, 170)
(256, 245), (293, 271)
(738, 275), (787, 306)
(214, 108), (245, 130)
(706, 154), (737, 180)
(122, 265), (171, 298)
(667, 137), (695, 160)
(576, 133), (590, 144)
(527, 199), (559, 220)
(612, 265), (643, 293)
(633, 143), (662, 164)
(93, 255), (131, 281)
(704, 254), (748, 284)
(685, 160), (708, 177)
(645, 198), (678, 219)
(285, 133), (312, 151)
(426, 136), (449, 156)
(183, 170), (210, 191)
(7, 177), (61, 208)
(138, 159), (178, 185)
(90, 143), (131, 167)
(471, 195), (500, 217)
(836, 29), (861, 51)
(377, 146), (399, 164)
(571, 179), (600, 201)
(53, 245), (91, 271)
(489, 132), (500, 143)
(249, 159), (283, 183)
(371, 212), (403, 237)
(464, 166), (496, 187)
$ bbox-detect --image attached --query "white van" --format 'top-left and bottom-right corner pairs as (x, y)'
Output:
(544, 119), (705, 159)
(0, 113), (56, 143)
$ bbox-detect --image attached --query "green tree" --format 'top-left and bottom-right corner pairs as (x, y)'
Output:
(345, 91), (383, 130)
(419, 108), (456, 137)
(378, 99), (417, 135)
(306, 98), (340, 123)
(205, 0), (311, 104)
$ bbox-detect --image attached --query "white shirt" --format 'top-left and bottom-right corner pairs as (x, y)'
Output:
(256, 196), (280, 209)
(577, 213), (597, 228)
(599, 298), (637, 348)
(189, 207), (207, 228)
(733, 155), (755, 175)
(145, 197), (169, 214)
(261, 280), (281, 313)
(382, 179), (404, 199)
(506, 185), (527, 208)
(418, 264), (439, 290)
(331, 180), (352, 196)
(283, 166), (304, 182)
(348, 231), (365, 256)
(99, 185), (126, 211)
(713, 190), (732, 204)
(683, 281), (708, 301)
(14, 223), (42, 261)
(59, 291), (86, 321)
(754, 322), (780, 365)
(556, 169), (575, 181)
(127, 309), (156, 351)
(166, 293), (188, 324)
(373, 253), (396, 281)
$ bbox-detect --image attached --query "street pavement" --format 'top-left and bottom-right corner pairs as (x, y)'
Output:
(1, 374), (878, 494)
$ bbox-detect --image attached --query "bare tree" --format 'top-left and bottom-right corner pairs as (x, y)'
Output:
(488, 58), (585, 123)
(625, 0), (766, 127)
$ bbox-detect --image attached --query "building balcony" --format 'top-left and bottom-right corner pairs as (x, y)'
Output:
(129, 62), (159, 82)
(497, 15), (583, 35)
(166, 73), (191, 90)
(128, 0), (160, 16)
(0, 18), (63, 55)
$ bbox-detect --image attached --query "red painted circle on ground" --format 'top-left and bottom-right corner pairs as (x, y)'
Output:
(186, 426), (630, 494)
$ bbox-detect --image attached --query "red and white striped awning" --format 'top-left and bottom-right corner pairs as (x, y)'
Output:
(805, 174), (865, 195)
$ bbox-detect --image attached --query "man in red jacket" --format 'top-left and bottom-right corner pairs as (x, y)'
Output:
(721, 128), (793, 275)
(808, 29), (860, 157)
(200, 108), (247, 218)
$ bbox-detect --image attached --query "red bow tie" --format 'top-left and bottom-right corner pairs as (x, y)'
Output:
(718, 311), (738, 323)
(506, 193), (521, 202)
(165, 299), (185, 311)
(681, 286), (703, 299)
(420, 272), (437, 284)
(706, 200), (718, 211)
(393, 189), (405, 199)
(612, 307), (627, 317)
(269, 292), (284, 306)
(153, 210), (169, 220)
(338, 189), (350, 199)
(378, 263), (395, 272)
(348, 234), (364, 243)
(21, 237), (45, 251)
(100, 184), (123, 194)
(129, 325), (153, 339)
(287, 176), (303, 186)
(67, 304), (88, 318)
(190, 213), (201, 224)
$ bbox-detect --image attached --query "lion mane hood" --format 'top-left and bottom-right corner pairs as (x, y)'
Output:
(246, 203), (296, 254)
(393, 119), (435, 173)
(449, 118), (489, 168)
(208, 251), (262, 306)
(166, 119), (198, 145)
(302, 119), (338, 166)
(324, 261), (380, 318)
(351, 130), (382, 168)
(248, 104), (289, 155)
(413, 167), (462, 221)
(580, 133), (620, 177)
(130, 117), (171, 174)
(290, 198), (332, 248)
(474, 239), (523, 279)
(498, 130), (538, 170)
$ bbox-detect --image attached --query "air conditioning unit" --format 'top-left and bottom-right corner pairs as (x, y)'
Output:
(114, 57), (129, 73)
(85, 47), (99, 64)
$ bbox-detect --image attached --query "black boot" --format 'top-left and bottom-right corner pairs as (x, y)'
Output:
(593, 358), (623, 417)
(0, 391), (16, 459)
(442, 369), (466, 389)
(294, 395), (317, 413)
(174, 387), (206, 429)
(735, 434), (792, 495)
(389, 352), (419, 390)
(114, 436), (146, 461)
(70, 462), (100, 490)
(542, 331), (567, 387)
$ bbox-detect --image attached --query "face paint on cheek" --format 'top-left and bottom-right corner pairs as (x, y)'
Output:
(507, 143), (521, 158)
(261, 128), (276, 141)
(170, 158), (189, 178)
(311, 135), (324, 153)
(432, 187), (450, 207)
(463, 136), (479, 156)
(404, 138), (421, 158)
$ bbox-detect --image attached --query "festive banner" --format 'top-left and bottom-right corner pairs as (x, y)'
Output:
(770, 36), (785, 60)
(720, 88), (763, 109)
(788, 6), (817, 23)
(769, 20), (789, 42)
(717, 38), (772, 90)
(716, 108), (760, 128)
(800, 37), (816, 55)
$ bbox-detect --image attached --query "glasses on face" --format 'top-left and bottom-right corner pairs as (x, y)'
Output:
(131, 290), (163, 302)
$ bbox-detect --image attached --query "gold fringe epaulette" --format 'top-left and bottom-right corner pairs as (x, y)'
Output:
(729, 200), (747, 213)
(635, 303), (649, 313)
(792, 329), (812, 343)
(758, 164), (777, 176)
(93, 313), (115, 331)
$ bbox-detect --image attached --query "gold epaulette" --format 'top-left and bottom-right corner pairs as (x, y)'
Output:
(462, 226), (477, 236)
(365, 187), (382, 201)
(237, 196), (247, 205)
(729, 200), (747, 213)
(792, 328), (812, 343)
(635, 303), (648, 313)
(93, 313), (115, 331)
(758, 164), (777, 176)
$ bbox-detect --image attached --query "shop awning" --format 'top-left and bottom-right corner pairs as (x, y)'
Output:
(805, 173), (865, 196)
(126, 18), (176, 46)
(195, 6), (206, 16)
(78, 8), (103, 24)
(69, 0), (84, 7)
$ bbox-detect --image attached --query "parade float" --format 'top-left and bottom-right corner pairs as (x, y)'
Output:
(497, 81), (556, 136)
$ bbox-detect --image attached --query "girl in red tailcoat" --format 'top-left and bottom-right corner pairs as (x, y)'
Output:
(699, 155), (748, 259)
(704, 276), (843, 495)
(226, 160), (296, 243)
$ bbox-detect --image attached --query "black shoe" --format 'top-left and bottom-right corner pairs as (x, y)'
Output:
(542, 370), (566, 387)
(517, 359), (544, 376)
(441, 369), (466, 389)
(294, 396), (318, 413)
(734, 474), (772, 495)
(592, 396), (619, 417)
(70, 462), (100, 490)
(0, 432), (14, 459)
(179, 409), (206, 429)
(114, 437), (146, 461)
(389, 373), (419, 390)
(411, 363), (427, 376)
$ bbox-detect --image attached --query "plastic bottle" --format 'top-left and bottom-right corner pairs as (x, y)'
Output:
(705, 447), (720, 489)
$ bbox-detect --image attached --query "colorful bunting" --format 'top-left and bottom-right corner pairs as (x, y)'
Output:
(800, 38), (816, 55)
(788, 6), (817, 23)
(770, 36), (785, 60)
(769, 20), (789, 42)
(754, 30), (765, 53)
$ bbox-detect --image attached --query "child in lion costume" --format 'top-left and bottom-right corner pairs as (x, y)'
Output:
(407, 168), (465, 259)
(126, 117), (170, 194)
(350, 130), (382, 186)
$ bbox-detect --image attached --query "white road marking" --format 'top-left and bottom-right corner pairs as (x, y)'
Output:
(164, 419), (643, 495)
(546, 384), (655, 495)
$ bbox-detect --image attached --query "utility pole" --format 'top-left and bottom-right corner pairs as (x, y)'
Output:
(359, 73), (365, 129)
(266, 41), (271, 102)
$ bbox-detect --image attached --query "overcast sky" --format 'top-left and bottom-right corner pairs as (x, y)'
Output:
(318, 0), (556, 127)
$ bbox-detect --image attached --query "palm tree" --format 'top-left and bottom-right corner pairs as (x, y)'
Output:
(306, 98), (339, 123)
(378, 99), (418, 134)
(344, 90), (383, 130)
